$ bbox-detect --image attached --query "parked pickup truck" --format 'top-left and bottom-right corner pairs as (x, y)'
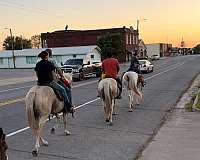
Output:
(61, 58), (102, 81)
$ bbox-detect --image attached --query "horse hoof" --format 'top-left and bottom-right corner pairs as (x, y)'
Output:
(109, 122), (113, 126)
(50, 128), (55, 134)
(32, 150), (38, 157)
(105, 119), (109, 122)
(129, 108), (133, 112)
(42, 141), (48, 147)
(65, 131), (70, 136)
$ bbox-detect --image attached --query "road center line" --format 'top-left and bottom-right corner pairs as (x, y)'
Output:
(5, 62), (184, 137)
(0, 80), (98, 93)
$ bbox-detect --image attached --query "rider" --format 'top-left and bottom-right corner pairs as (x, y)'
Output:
(127, 52), (142, 74)
(101, 48), (122, 99)
(127, 52), (145, 87)
(45, 48), (72, 103)
(34, 51), (75, 114)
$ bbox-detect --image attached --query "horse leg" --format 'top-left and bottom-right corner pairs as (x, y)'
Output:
(103, 101), (109, 122)
(50, 114), (60, 134)
(128, 90), (133, 112)
(32, 117), (48, 157)
(112, 99), (117, 115)
(109, 100), (114, 126)
(63, 113), (70, 135)
(39, 117), (49, 147)
(32, 128), (41, 157)
(40, 137), (48, 146)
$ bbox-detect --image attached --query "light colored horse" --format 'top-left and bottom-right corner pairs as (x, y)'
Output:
(25, 73), (72, 157)
(122, 71), (143, 112)
(98, 78), (119, 125)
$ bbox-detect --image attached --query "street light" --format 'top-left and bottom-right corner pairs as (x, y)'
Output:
(4, 27), (16, 68)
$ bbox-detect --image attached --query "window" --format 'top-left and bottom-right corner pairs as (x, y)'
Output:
(26, 56), (37, 64)
(90, 55), (94, 59)
(126, 34), (129, 44)
(0, 58), (3, 64)
(129, 35), (132, 44)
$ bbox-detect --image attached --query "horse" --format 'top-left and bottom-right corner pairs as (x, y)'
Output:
(25, 73), (72, 157)
(98, 78), (119, 126)
(0, 128), (8, 160)
(122, 71), (143, 112)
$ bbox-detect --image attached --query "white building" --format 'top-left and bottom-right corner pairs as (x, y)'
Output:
(146, 43), (172, 58)
(0, 45), (101, 68)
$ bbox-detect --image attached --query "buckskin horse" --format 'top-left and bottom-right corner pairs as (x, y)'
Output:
(98, 78), (119, 126)
(25, 73), (72, 157)
(122, 71), (143, 112)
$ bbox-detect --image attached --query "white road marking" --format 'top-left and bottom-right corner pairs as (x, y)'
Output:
(4, 62), (185, 137)
(145, 63), (185, 80)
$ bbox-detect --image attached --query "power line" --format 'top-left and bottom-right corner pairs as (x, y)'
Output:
(0, 0), (66, 18)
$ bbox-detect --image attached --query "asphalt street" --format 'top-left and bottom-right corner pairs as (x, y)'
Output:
(0, 55), (200, 160)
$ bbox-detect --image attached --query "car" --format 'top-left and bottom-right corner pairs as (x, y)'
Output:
(151, 54), (160, 60)
(61, 58), (102, 81)
(139, 59), (154, 73)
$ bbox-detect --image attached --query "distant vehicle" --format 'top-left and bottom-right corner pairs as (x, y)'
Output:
(139, 59), (154, 73)
(61, 58), (102, 81)
(151, 54), (160, 60)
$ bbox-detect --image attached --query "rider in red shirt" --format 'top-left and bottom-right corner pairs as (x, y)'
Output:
(101, 50), (122, 99)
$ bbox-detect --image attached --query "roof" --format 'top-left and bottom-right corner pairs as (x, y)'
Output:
(0, 45), (100, 58)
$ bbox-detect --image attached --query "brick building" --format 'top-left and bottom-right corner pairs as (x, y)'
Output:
(41, 26), (139, 62)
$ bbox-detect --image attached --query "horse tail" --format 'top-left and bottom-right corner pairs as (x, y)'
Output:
(25, 91), (39, 131)
(103, 82), (112, 108)
(123, 72), (130, 90)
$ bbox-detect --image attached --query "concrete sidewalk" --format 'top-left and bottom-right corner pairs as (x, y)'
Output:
(139, 75), (200, 160)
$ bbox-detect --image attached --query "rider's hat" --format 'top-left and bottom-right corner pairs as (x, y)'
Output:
(38, 51), (48, 58)
(45, 48), (52, 57)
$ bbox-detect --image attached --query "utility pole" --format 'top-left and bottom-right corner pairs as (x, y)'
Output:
(5, 28), (16, 68)
(21, 35), (23, 50)
(136, 19), (148, 55)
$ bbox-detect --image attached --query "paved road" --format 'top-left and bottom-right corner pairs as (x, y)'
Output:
(0, 55), (200, 160)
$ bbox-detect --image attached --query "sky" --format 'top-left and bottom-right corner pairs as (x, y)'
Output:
(0, 0), (200, 49)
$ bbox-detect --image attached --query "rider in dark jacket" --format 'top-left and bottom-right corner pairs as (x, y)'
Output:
(34, 51), (75, 114)
(45, 48), (72, 103)
(127, 52), (145, 87)
(127, 52), (142, 74)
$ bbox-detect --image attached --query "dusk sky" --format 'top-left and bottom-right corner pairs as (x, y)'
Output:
(0, 0), (199, 49)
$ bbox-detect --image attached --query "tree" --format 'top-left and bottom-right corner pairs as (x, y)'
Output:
(3, 36), (32, 50)
(97, 33), (124, 58)
(193, 44), (200, 54)
(31, 35), (41, 49)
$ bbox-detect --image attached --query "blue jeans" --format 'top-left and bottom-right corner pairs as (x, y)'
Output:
(59, 82), (72, 104)
(50, 81), (73, 112)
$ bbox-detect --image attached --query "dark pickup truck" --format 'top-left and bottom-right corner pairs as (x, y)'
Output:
(61, 59), (102, 81)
